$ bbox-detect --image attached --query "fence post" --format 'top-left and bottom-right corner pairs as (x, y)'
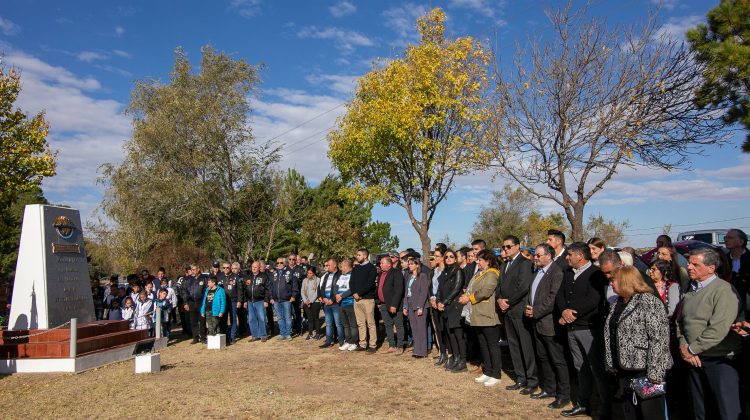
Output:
(69, 318), (77, 358)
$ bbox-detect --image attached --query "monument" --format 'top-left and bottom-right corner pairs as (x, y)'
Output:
(8, 204), (95, 330)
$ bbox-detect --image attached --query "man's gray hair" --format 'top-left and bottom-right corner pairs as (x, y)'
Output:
(598, 249), (622, 267)
(690, 248), (720, 267)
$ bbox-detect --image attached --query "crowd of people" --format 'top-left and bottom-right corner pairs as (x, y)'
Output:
(93, 228), (750, 420)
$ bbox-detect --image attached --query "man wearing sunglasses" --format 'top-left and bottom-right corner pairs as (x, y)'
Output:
(288, 254), (306, 337)
(269, 257), (297, 341)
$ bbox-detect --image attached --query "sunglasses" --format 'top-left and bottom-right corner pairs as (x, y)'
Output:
(502, 245), (514, 250)
(276, 262), (284, 265)
(445, 255), (456, 259)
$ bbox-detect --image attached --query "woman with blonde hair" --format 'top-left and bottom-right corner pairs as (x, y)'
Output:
(605, 265), (672, 420)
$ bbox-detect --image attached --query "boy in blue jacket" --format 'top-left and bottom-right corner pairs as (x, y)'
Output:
(201, 277), (226, 336)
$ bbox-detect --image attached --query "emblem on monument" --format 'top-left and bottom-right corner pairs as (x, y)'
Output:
(53, 215), (76, 239)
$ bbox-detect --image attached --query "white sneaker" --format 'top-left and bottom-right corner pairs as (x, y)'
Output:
(474, 374), (490, 383)
(338, 343), (348, 351)
(484, 378), (501, 387)
(347, 343), (358, 351)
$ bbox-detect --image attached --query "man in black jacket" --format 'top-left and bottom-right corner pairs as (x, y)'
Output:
(555, 242), (610, 418)
(498, 235), (538, 395)
(377, 255), (405, 354)
(525, 244), (570, 409)
(180, 264), (208, 344)
(243, 261), (269, 342)
(288, 253), (306, 336)
(547, 229), (569, 272)
(346, 248), (378, 352)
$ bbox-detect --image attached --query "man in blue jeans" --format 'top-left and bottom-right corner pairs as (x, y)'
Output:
(270, 257), (297, 341)
(243, 261), (270, 342)
(318, 257), (344, 348)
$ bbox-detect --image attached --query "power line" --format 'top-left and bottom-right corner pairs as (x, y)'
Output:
(624, 216), (750, 234)
(259, 103), (344, 145)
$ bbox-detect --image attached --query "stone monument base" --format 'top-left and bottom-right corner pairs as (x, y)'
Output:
(135, 352), (161, 374)
(207, 334), (226, 350)
(0, 320), (167, 373)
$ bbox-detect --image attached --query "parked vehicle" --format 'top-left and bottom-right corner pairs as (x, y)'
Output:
(676, 229), (728, 246)
(640, 240), (720, 264)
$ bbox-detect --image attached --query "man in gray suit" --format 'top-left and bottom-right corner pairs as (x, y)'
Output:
(525, 243), (570, 409)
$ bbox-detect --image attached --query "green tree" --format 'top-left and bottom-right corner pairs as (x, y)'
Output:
(583, 214), (630, 247)
(101, 46), (279, 265)
(688, 0), (750, 151)
(0, 66), (56, 209)
(328, 8), (490, 258)
(0, 187), (47, 283)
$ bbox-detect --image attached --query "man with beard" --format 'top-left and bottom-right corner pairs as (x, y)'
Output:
(344, 248), (378, 352)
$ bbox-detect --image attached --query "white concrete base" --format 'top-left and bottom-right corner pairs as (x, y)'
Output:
(0, 337), (167, 374)
(207, 334), (226, 350)
(135, 353), (160, 373)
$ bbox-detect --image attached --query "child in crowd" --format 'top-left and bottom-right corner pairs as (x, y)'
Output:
(122, 297), (135, 328)
(133, 291), (153, 334)
(155, 288), (172, 339)
(108, 298), (122, 320)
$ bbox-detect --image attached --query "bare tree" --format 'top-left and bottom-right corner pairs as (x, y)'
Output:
(484, 3), (727, 240)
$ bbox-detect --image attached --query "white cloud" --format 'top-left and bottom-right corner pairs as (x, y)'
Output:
(114, 25), (125, 37)
(229, 0), (262, 18)
(4, 48), (130, 223)
(112, 49), (132, 59)
(0, 16), (21, 36)
(650, 0), (679, 11)
(449, 0), (505, 22)
(305, 73), (359, 95)
(329, 1), (356, 18)
(655, 15), (703, 42)
(77, 51), (108, 63)
(297, 26), (374, 53)
(699, 155), (750, 179)
(382, 3), (431, 45)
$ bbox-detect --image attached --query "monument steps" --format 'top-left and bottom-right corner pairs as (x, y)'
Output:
(0, 320), (150, 359)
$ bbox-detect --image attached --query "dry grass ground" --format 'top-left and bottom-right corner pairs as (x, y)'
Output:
(0, 335), (568, 419)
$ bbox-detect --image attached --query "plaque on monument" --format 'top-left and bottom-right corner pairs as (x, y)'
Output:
(8, 204), (95, 330)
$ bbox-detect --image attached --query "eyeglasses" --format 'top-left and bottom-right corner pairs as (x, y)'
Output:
(533, 253), (546, 258)
(502, 245), (514, 250)
(222, 266), (230, 269)
(445, 255), (456, 260)
(276, 262), (284, 265)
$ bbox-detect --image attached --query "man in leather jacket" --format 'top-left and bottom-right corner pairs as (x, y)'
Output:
(180, 264), (208, 344)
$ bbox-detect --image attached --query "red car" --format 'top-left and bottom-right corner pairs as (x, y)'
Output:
(639, 240), (720, 265)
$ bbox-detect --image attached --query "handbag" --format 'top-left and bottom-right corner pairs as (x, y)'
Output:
(629, 376), (666, 404)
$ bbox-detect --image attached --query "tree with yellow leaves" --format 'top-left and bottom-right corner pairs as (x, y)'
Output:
(0, 65), (56, 209)
(328, 8), (490, 258)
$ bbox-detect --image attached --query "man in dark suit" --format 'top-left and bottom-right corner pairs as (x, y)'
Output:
(377, 255), (405, 354)
(556, 242), (610, 418)
(525, 243), (570, 409)
(547, 229), (569, 272)
(497, 235), (538, 394)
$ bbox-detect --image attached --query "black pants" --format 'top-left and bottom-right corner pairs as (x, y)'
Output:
(476, 325), (503, 379)
(613, 370), (666, 420)
(534, 330), (570, 400)
(292, 297), (302, 335)
(303, 302), (322, 335)
(447, 325), (466, 360)
(688, 356), (743, 420)
(431, 307), (446, 355)
(506, 315), (538, 386)
(266, 304), (275, 336)
(379, 304), (405, 348)
(188, 307), (206, 341)
(341, 305), (359, 345)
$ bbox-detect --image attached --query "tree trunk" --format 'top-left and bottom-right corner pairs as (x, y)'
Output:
(419, 226), (432, 266)
(567, 202), (586, 242)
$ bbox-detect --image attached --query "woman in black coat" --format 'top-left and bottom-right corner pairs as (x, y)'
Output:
(437, 249), (467, 372)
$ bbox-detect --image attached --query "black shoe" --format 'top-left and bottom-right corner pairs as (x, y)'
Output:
(530, 391), (556, 400)
(353, 346), (367, 352)
(561, 405), (588, 417)
(434, 353), (447, 366)
(366, 347), (377, 354)
(444, 357), (456, 370)
(505, 382), (525, 391)
(450, 358), (468, 373)
(318, 342), (333, 348)
(190, 338), (199, 344)
(314, 334), (322, 340)
(305, 334), (313, 341)
(548, 398), (570, 409)
(520, 386), (538, 395)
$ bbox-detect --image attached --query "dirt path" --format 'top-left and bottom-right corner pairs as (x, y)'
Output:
(0, 337), (564, 419)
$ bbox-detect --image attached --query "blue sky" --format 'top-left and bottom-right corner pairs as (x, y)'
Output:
(1, 0), (748, 250)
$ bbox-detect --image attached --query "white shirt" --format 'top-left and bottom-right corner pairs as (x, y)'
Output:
(572, 261), (592, 281)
